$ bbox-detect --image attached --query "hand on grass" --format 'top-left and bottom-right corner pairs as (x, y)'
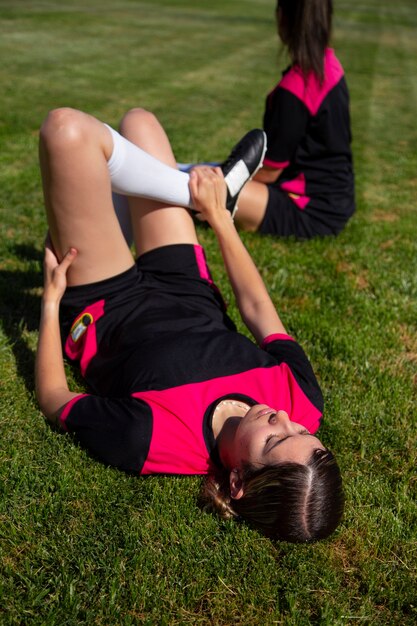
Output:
(43, 237), (77, 305)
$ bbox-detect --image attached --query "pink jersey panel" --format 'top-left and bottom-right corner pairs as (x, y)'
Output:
(279, 49), (344, 116)
(134, 364), (322, 475)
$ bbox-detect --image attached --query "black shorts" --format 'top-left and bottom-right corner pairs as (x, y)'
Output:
(60, 244), (235, 355)
(259, 186), (345, 238)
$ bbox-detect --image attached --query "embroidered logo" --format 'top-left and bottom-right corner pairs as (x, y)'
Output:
(70, 313), (93, 342)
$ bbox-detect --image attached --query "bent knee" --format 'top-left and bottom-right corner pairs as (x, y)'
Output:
(40, 107), (88, 150)
(119, 107), (159, 135)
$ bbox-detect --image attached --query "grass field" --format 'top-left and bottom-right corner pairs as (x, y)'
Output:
(0, 0), (416, 624)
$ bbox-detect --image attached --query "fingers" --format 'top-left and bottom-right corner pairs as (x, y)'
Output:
(44, 246), (77, 273)
(189, 168), (198, 199)
(58, 247), (78, 274)
(44, 245), (57, 265)
(189, 166), (228, 229)
(190, 165), (224, 183)
(189, 166), (225, 199)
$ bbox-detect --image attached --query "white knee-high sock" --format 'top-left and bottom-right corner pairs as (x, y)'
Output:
(105, 124), (192, 208)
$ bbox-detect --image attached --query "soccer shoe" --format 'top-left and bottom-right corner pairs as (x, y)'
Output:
(221, 129), (267, 217)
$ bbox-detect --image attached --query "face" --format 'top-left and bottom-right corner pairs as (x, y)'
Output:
(231, 404), (324, 469)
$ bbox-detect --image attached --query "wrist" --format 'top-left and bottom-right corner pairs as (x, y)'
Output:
(41, 299), (61, 315)
(211, 210), (236, 236)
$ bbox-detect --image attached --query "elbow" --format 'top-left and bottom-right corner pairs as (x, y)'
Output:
(35, 386), (47, 417)
(37, 394), (56, 424)
(35, 387), (65, 427)
(35, 382), (49, 419)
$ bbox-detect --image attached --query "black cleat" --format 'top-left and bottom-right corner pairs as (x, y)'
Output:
(221, 129), (267, 217)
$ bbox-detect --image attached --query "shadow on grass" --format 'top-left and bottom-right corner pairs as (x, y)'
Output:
(0, 243), (43, 394)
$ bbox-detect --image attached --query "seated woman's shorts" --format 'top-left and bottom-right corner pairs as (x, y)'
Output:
(259, 186), (346, 238)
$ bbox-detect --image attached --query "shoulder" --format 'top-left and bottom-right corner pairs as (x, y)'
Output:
(261, 334), (313, 373)
(61, 394), (153, 473)
(261, 334), (324, 413)
(277, 49), (346, 116)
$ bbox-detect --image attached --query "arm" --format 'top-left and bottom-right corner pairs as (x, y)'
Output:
(35, 243), (81, 426)
(189, 167), (286, 344)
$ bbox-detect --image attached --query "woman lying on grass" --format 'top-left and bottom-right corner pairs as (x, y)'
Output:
(36, 106), (343, 542)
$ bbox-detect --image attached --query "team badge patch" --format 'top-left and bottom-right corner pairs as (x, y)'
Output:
(70, 313), (93, 342)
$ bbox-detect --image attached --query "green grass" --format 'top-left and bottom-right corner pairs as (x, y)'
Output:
(0, 0), (416, 624)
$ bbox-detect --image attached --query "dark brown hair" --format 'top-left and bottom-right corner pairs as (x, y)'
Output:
(201, 448), (344, 542)
(277, 0), (333, 81)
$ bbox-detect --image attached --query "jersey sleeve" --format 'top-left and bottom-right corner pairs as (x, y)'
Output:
(261, 334), (323, 413)
(60, 394), (153, 473)
(263, 87), (309, 169)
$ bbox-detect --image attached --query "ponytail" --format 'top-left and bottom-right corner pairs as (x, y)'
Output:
(277, 0), (333, 81)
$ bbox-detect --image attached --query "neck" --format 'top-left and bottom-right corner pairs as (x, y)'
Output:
(212, 399), (250, 468)
(212, 399), (250, 436)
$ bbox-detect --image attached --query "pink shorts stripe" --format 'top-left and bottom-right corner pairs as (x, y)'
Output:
(194, 244), (212, 283)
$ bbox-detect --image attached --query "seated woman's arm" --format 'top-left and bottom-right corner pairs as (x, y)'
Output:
(189, 167), (286, 343)
(35, 244), (81, 426)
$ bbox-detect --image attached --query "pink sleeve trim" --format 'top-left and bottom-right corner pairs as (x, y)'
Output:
(263, 158), (289, 169)
(261, 333), (295, 348)
(60, 394), (89, 430)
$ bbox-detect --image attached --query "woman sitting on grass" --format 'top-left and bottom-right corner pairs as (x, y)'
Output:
(36, 106), (344, 542)
(212, 0), (355, 238)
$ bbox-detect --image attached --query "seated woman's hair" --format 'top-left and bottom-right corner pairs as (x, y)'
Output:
(200, 448), (344, 542)
(277, 0), (333, 82)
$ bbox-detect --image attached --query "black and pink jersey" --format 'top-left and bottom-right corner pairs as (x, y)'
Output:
(263, 48), (355, 233)
(59, 245), (323, 476)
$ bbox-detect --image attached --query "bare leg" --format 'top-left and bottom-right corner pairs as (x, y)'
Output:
(233, 179), (269, 231)
(39, 108), (135, 286)
(118, 108), (198, 256)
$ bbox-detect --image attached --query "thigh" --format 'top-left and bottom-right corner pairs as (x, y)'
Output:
(40, 108), (134, 286)
(119, 108), (199, 256)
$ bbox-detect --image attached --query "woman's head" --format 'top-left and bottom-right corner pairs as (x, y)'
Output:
(203, 405), (344, 542)
(276, 0), (333, 81)
(230, 448), (343, 541)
